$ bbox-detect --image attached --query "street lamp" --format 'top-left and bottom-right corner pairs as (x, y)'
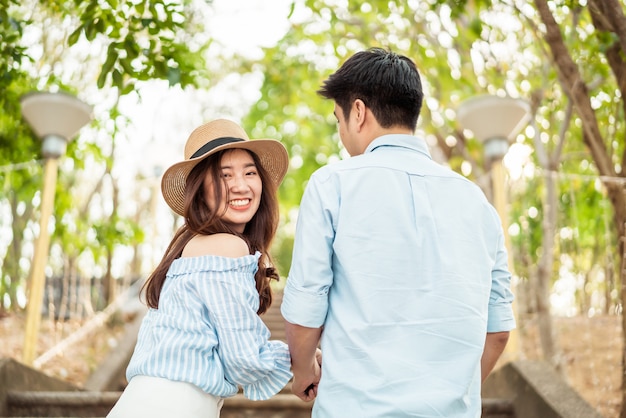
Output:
(20, 91), (93, 366)
(457, 95), (531, 361)
(457, 95), (530, 256)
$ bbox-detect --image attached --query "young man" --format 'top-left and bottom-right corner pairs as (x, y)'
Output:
(281, 48), (516, 417)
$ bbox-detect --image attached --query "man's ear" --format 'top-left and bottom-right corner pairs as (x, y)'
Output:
(353, 99), (367, 130)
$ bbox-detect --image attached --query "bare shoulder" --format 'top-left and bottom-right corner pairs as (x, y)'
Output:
(182, 233), (250, 258)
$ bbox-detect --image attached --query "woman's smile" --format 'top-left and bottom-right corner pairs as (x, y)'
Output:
(229, 198), (252, 208)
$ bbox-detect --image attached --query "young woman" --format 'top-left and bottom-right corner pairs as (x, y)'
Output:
(107, 119), (292, 418)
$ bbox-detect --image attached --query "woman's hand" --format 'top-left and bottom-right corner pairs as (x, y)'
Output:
(292, 348), (322, 401)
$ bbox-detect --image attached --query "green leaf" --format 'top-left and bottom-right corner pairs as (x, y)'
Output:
(111, 69), (123, 90)
(68, 26), (82, 45)
(98, 45), (118, 88)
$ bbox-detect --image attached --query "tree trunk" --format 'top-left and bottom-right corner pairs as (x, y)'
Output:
(69, 266), (78, 320)
(533, 0), (626, 413)
(3, 193), (33, 311)
(103, 250), (115, 305)
(535, 169), (564, 374)
(619, 222), (626, 418)
(605, 256), (615, 315)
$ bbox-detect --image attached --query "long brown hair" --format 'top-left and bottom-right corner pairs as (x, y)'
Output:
(142, 149), (281, 314)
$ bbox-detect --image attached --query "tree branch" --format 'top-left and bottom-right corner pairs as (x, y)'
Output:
(533, 0), (615, 177)
(588, 0), (626, 172)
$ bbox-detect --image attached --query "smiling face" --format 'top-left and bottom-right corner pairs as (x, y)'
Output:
(203, 148), (263, 233)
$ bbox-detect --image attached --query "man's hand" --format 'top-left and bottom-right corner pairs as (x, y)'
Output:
(481, 331), (510, 382)
(291, 347), (322, 401)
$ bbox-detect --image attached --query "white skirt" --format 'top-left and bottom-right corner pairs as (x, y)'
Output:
(107, 375), (224, 418)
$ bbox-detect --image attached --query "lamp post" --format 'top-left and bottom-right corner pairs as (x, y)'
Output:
(20, 91), (93, 366)
(457, 95), (530, 361)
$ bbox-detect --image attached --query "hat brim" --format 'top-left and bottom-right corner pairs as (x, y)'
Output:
(161, 139), (289, 216)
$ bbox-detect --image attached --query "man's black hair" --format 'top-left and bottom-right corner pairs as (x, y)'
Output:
(317, 47), (423, 129)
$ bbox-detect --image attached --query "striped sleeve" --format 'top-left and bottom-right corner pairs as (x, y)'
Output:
(195, 257), (292, 401)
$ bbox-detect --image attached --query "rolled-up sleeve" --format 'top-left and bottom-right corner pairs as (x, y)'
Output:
(281, 172), (337, 328)
(487, 216), (516, 333)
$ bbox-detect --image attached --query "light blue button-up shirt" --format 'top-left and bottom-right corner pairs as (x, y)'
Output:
(281, 134), (515, 417)
(126, 252), (292, 401)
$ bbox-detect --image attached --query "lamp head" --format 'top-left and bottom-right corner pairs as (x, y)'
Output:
(20, 91), (93, 158)
(457, 95), (530, 159)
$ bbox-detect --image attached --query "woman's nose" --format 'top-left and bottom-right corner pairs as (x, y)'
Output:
(229, 175), (249, 191)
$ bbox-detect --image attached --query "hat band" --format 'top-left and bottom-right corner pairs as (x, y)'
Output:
(190, 137), (245, 159)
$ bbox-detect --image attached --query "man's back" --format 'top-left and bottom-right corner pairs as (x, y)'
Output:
(283, 135), (515, 417)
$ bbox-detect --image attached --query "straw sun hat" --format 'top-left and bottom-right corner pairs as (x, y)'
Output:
(161, 119), (289, 216)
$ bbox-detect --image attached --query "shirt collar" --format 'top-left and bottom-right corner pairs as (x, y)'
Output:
(365, 134), (432, 160)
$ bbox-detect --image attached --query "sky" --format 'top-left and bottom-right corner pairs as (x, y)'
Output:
(209, 0), (294, 56)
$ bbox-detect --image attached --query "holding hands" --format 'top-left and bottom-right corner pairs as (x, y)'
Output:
(292, 348), (322, 402)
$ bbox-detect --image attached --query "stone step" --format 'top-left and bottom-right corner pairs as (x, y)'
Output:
(3, 391), (314, 418)
(4, 390), (514, 417)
